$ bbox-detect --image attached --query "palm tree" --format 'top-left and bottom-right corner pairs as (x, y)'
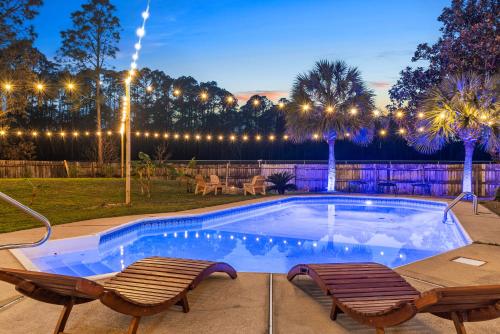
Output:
(285, 60), (377, 191)
(407, 73), (499, 193)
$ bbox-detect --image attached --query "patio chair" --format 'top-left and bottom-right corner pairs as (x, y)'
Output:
(288, 262), (500, 334)
(209, 175), (226, 195)
(194, 174), (215, 195)
(243, 175), (266, 195)
(0, 256), (237, 334)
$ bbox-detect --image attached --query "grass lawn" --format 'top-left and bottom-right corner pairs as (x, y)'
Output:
(0, 178), (265, 233)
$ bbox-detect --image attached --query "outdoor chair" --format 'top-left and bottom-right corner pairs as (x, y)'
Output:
(288, 262), (500, 334)
(0, 256), (237, 334)
(243, 175), (266, 195)
(209, 175), (226, 195)
(194, 174), (215, 195)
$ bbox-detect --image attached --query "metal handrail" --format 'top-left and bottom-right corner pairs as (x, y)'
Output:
(0, 191), (51, 250)
(442, 192), (478, 223)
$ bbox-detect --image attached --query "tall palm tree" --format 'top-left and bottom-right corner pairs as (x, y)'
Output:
(409, 73), (499, 193)
(286, 60), (376, 191)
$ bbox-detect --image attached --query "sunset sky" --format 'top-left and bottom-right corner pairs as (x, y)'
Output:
(33, 0), (450, 108)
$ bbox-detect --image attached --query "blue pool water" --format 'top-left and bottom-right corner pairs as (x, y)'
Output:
(19, 196), (470, 276)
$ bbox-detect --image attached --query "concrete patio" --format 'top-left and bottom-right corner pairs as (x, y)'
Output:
(0, 195), (499, 333)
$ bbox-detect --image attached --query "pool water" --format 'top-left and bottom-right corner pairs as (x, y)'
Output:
(17, 197), (469, 276)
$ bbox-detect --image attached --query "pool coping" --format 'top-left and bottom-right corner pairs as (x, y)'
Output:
(9, 194), (473, 279)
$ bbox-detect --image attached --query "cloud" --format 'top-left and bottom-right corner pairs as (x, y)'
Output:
(234, 90), (289, 103)
(368, 81), (391, 89)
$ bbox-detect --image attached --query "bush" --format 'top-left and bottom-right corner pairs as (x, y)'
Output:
(266, 172), (298, 195)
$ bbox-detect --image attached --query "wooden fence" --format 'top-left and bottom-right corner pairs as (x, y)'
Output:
(0, 160), (498, 197)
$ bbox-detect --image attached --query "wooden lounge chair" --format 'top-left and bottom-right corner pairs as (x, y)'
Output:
(0, 256), (237, 334)
(243, 176), (266, 195)
(288, 262), (500, 334)
(194, 175), (215, 195)
(209, 175), (226, 195)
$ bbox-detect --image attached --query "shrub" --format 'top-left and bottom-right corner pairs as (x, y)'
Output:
(266, 172), (298, 194)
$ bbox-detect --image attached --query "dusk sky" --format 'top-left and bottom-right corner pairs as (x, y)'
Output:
(33, 0), (450, 108)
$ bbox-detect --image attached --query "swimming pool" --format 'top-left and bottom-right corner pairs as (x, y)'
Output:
(14, 196), (470, 276)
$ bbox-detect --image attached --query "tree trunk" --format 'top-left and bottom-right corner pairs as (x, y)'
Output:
(96, 77), (103, 164)
(327, 134), (336, 192)
(462, 140), (475, 193)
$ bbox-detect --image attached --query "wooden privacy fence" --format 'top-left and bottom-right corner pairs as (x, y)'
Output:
(0, 160), (498, 197)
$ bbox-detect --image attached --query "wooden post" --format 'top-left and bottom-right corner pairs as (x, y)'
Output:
(125, 82), (131, 205)
(63, 160), (70, 177)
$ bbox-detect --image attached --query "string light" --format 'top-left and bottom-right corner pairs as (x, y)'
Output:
(302, 104), (310, 112)
(252, 99), (260, 106)
(278, 102), (285, 110)
(325, 106), (334, 113)
(66, 82), (75, 91)
(0, 128), (442, 141)
(373, 109), (380, 117)
(173, 89), (181, 96)
(146, 85), (153, 92)
(200, 92), (208, 101)
(35, 82), (44, 92)
(350, 108), (358, 115)
(417, 112), (424, 119)
(3, 82), (12, 92)
(395, 111), (404, 118)
(226, 96), (234, 104)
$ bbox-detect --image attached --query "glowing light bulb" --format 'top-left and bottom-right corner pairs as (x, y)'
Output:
(96, 131), (102, 137)
(206, 135), (212, 141)
(302, 104), (310, 112)
(66, 82), (75, 91)
(283, 134), (289, 140)
(255, 135), (262, 141)
(146, 85), (153, 92)
(242, 135), (249, 141)
(16, 131), (22, 136)
(200, 92), (208, 100)
(350, 108), (358, 115)
(379, 129), (387, 136)
(107, 130), (112, 136)
(142, 11), (149, 20)
(35, 83), (44, 92)
(184, 134), (190, 140)
(73, 131), (79, 137)
(398, 128), (406, 134)
(132, 53), (139, 61)
(312, 133), (319, 140)
(173, 89), (181, 96)
(32, 131), (38, 137)
(60, 131), (66, 137)
(218, 135), (224, 141)
(3, 83), (12, 92)
(154, 132), (159, 138)
(144, 132), (150, 137)
(373, 109), (380, 117)
(418, 127), (425, 133)
(173, 133), (179, 139)
(0, 130), (5, 136)
(130, 62), (137, 69)
(269, 135), (275, 141)
(396, 111), (404, 118)
(134, 42), (141, 50)
(439, 112), (446, 119)
(85, 131), (90, 136)
(135, 132), (141, 137)
(46, 131), (52, 137)
(136, 27), (145, 37)
(226, 96), (234, 104)
(278, 102), (285, 109)
(195, 134), (201, 140)
(164, 133), (169, 139)
(418, 112), (424, 119)
(326, 106), (334, 113)
(252, 99), (260, 106)
(230, 135), (236, 141)
(345, 132), (350, 137)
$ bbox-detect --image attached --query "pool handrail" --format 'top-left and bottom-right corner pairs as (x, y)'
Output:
(443, 191), (478, 223)
(0, 191), (51, 250)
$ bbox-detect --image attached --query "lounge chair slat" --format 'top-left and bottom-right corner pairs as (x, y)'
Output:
(0, 257), (237, 334)
(288, 262), (500, 333)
